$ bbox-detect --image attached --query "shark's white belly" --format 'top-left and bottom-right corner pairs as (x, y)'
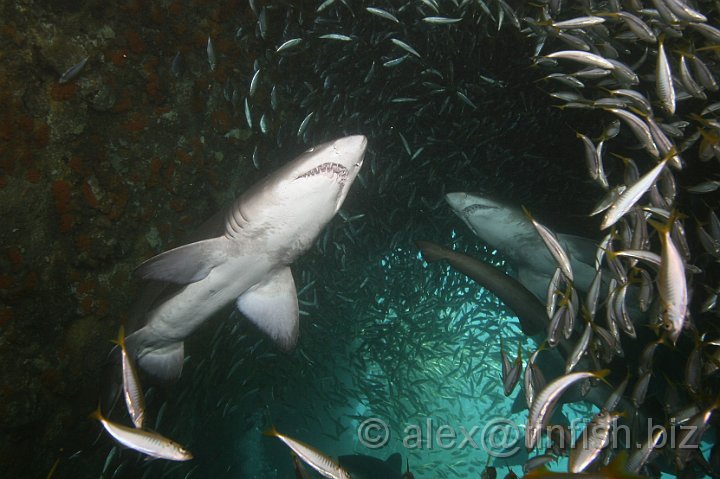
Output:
(144, 254), (275, 344)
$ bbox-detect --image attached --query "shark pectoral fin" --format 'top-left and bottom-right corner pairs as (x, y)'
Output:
(126, 330), (185, 380)
(134, 238), (228, 284)
(236, 267), (299, 351)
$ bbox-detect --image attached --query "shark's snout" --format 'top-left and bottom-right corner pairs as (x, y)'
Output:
(445, 192), (468, 210)
(331, 135), (367, 169)
(338, 134), (368, 156)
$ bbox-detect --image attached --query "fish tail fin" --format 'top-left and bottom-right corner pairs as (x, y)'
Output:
(416, 241), (447, 263)
(111, 325), (126, 349)
(126, 329), (184, 380)
(594, 368), (612, 386)
(263, 424), (279, 437)
(88, 403), (103, 421)
(647, 209), (683, 235)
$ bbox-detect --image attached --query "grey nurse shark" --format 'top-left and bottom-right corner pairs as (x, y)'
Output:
(126, 135), (367, 379)
(445, 192), (600, 301)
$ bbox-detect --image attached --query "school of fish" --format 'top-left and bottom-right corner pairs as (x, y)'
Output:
(79, 0), (720, 478)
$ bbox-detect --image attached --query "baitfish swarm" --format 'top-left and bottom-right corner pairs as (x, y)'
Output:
(89, 0), (720, 477)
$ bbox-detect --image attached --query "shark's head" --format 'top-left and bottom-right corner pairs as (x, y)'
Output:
(287, 135), (367, 213)
(445, 192), (534, 247)
(229, 135), (366, 254)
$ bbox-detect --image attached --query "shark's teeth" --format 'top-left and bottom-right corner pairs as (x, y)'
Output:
(297, 162), (349, 183)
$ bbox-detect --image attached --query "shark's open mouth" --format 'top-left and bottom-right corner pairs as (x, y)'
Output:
(297, 162), (349, 183)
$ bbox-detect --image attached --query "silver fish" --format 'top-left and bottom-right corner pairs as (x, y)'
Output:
(423, 16), (462, 24)
(59, 56), (89, 84)
(650, 215), (688, 344)
(569, 409), (621, 472)
(276, 38), (303, 53)
(524, 207), (574, 283)
(265, 426), (351, 479)
(366, 7), (399, 23)
(391, 38), (421, 58)
(113, 326), (145, 429)
(552, 16), (605, 29)
(207, 36), (216, 71)
(545, 50), (615, 70)
(319, 34), (352, 41)
(656, 37), (675, 115)
(601, 156), (670, 230)
(91, 408), (192, 461)
(526, 370), (608, 450)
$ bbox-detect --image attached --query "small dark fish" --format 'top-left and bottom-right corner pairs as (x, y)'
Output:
(207, 36), (216, 71)
(59, 56), (89, 84)
(171, 52), (184, 78)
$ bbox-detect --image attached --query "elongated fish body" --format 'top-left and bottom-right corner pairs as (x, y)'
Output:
(113, 326), (145, 428)
(127, 136), (366, 378)
(568, 409), (621, 472)
(266, 427), (351, 479)
(91, 409), (192, 461)
(653, 218), (687, 344)
(417, 240), (546, 335)
(445, 193), (599, 300)
(526, 370), (607, 450)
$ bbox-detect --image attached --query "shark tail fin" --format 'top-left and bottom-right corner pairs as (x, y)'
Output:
(125, 329), (184, 381)
(417, 241), (448, 263)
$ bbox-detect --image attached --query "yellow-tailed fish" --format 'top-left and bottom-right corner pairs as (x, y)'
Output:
(600, 156), (670, 230)
(113, 326), (145, 429)
(565, 319), (592, 374)
(524, 346), (546, 410)
(90, 407), (192, 461)
(656, 36), (675, 115)
(568, 409), (622, 472)
(551, 16), (605, 30)
(613, 12), (656, 43)
(605, 108), (659, 157)
(660, 0), (707, 22)
(544, 50), (614, 70)
(264, 426), (351, 479)
(503, 340), (523, 396)
(679, 54), (706, 100)
(526, 370), (609, 450)
(545, 50), (614, 70)
(648, 214), (687, 344)
(523, 207), (573, 283)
